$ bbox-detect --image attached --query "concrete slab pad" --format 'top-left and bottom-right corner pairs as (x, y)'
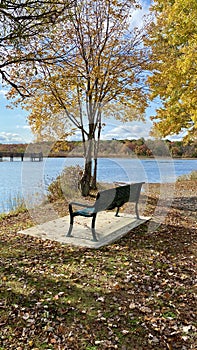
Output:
(18, 212), (150, 249)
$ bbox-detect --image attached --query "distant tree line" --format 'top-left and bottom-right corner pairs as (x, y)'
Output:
(121, 139), (197, 158)
(96, 139), (197, 158)
(0, 139), (196, 158)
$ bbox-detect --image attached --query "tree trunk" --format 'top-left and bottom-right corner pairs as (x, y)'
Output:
(80, 156), (92, 196)
(91, 157), (97, 190)
(80, 124), (94, 196)
(91, 118), (102, 190)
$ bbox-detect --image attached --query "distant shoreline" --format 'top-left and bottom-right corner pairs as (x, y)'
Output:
(0, 139), (196, 159)
(47, 154), (197, 160)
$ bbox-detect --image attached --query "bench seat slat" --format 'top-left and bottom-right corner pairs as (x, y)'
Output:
(74, 207), (95, 217)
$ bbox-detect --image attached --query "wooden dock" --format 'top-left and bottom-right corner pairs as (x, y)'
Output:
(0, 152), (43, 162)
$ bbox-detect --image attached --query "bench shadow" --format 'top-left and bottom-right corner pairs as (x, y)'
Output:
(170, 196), (197, 211)
(118, 218), (196, 256)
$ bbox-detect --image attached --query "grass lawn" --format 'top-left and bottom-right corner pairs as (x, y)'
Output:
(0, 181), (196, 350)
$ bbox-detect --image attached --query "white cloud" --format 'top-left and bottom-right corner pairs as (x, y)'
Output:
(101, 122), (152, 140)
(69, 120), (152, 141)
(16, 125), (31, 130)
(0, 132), (28, 143)
(130, 0), (150, 29)
(166, 133), (186, 142)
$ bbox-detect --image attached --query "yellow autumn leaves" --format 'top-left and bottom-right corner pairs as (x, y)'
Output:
(146, 0), (197, 141)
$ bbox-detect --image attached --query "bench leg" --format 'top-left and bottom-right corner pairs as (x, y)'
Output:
(67, 215), (74, 237)
(91, 213), (98, 242)
(135, 202), (140, 219)
(115, 207), (120, 217)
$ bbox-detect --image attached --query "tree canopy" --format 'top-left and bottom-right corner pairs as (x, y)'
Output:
(12, 0), (147, 131)
(145, 0), (197, 141)
(0, 0), (72, 95)
(7, 0), (148, 195)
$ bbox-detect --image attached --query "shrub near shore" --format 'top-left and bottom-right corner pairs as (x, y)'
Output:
(0, 177), (196, 349)
(177, 170), (197, 181)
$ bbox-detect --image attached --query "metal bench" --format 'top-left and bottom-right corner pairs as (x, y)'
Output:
(67, 182), (145, 241)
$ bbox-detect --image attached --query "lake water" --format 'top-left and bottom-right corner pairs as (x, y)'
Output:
(0, 157), (196, 213)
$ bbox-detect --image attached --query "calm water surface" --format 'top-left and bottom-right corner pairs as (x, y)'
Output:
(0, 157), (196, 213)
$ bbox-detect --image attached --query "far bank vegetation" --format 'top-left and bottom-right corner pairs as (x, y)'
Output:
(0, 139), (196, 158)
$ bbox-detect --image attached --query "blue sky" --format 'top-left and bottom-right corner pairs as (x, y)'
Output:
(0, 90), (32, 143)
(0, 0), (165, 144)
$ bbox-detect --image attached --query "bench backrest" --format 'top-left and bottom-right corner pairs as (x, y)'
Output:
(94, 182), (144, 213)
